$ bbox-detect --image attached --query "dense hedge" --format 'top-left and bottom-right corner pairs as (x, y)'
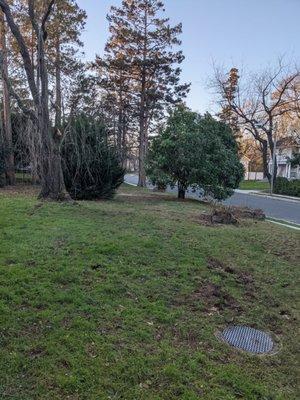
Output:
(274, 177), (300, 197)
(62, 115), (125, 200)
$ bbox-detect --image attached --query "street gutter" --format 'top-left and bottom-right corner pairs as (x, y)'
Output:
(267, 218), (300, 231)
(237, 190), (300, 204)
(124, 181), (138, 187)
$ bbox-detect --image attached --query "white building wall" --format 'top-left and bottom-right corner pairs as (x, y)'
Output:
(244, 172), (264, 181)
(269, 146), (300, 179)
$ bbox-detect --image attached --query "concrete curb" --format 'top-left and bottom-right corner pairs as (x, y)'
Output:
(251, 192), (300, 203)
(267, 219), (300, 231)
(124, 181), (138, 187)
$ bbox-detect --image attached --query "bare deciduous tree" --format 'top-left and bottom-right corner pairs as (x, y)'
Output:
(213, 60), (300, 182)
(0, 9), (15, 185)
(0, 0), (68, 200)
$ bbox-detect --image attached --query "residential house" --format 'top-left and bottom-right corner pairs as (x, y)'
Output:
(269, 137), (300, 179)
(241, 156), (264, 180)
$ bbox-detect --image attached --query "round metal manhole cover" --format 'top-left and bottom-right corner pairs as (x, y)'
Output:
(219, 326), (275, 354)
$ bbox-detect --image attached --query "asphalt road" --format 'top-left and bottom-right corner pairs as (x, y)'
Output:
(125, 174), (300, 225)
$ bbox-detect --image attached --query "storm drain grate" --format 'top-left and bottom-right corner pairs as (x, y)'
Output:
(219, 325), (274, 354)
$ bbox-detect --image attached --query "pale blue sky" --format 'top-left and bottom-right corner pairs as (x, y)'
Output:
(77, 0), (300, 112)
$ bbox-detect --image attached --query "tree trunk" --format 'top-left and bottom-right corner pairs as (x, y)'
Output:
(138, 60), (147, 187)
(0, 10), (15, 185)
(55, 37), (62, 128)
(122, 113), (127, 168)
(261, 140), (271, 182)
(37, 30), (68, 200)
(138, 117), (147, 187)
(138, 7), (148, 187)
(117, 103), (123, 161)
(0, 0), (68, 200)
(28, 119), (40, 185)
(178, 184), (186, 199)
(268, 133), (278, 185)
(138, 77), (147, 186)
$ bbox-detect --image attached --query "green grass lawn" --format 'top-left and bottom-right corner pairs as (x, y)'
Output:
(0, 184), (299, 400)
(239, 180), (270, 191)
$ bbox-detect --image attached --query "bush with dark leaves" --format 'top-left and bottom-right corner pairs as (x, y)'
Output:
(274, 177), (300, 197)
(62, 115), (125, 200)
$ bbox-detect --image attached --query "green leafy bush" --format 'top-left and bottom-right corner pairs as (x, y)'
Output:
(147, 106), (244, 200)
(274, 177), (300, 197)
(62, 115), (125, 200)
(290, 153), (300, 168)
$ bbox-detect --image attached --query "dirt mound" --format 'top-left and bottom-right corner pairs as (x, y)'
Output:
(210, 206), (265, 225)
(231, 206), (266, 220)
(211, 209), (238, 225)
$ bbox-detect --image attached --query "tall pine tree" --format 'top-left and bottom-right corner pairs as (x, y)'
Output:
(93, 53), (133, 164)
(218, 67), (241, 140)
(98, 0), (189, 186)
(47, 0), (86, 128)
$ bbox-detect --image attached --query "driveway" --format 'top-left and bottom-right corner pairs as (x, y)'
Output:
(125, 174), (300, 225)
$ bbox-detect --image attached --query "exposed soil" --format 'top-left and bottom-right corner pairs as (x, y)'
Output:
(27, 347), (48, 360)
(0, 183), (39, 197)
(231, 206), (266, 220)
(262, 237), (300, 263)
(173, 281), (242, 315)
(196, 205), (266, 227)
(206, 257), (257, 304)
(207, 257), (255, 286)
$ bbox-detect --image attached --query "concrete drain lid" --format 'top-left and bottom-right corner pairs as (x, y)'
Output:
(219, 326), (275, 354)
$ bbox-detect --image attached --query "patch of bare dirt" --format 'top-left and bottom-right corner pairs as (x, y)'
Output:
(207, 257), (231, 273)
(60, 317), (72, 329)
(59, 359), (72, 370)
(90, 263), (106, 271)
(117, 192), (177, 203)
(27, 346), (48, 360)
(52, 237), (68, 254)
(196, 205), (266, 227)
(206, 257), (257, 302)
(154, 324), (203, 350)
(0, 183), (39, 197)
(264, 237), (300, 263)
(20, 322), (45, 339)
(3, 259), (17, 266)
(28, 202), (44, 216)
(172, 281), (242, 315)
(85, 342), (98, 359)
(211, 208), (238, 225)
(233, 206), (266, 220)
(171, 326), (200, 349)
(196, 213), (215, 226)
(207, 257), (254, 285)
(25, 260), (37, 268)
